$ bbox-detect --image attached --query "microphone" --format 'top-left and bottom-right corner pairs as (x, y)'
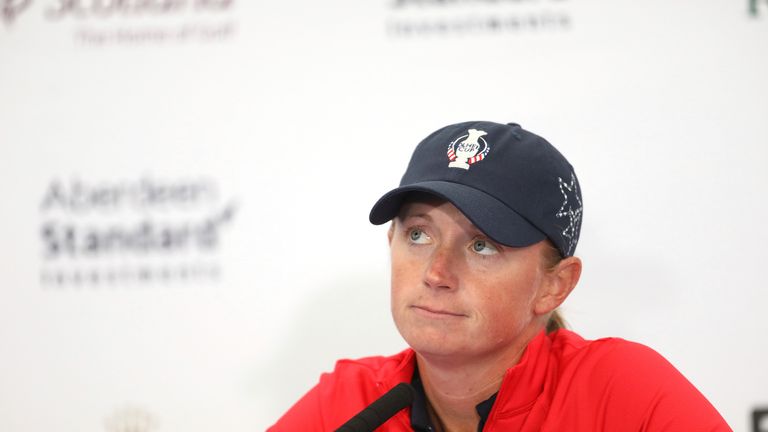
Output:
(335, 382), (416, 432)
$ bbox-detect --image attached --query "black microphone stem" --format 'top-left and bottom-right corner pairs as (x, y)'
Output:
(335, 382), (416, 432)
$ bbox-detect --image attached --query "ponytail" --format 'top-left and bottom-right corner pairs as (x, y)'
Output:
(546, 309), (567, 333)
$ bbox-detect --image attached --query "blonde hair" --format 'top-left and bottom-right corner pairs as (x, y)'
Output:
(546, 309), (567, 334)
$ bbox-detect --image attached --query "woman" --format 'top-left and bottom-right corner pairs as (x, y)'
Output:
(270, 121), (730, 431)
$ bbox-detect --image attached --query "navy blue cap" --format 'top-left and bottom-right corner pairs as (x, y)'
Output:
(369, 121), (583, 257)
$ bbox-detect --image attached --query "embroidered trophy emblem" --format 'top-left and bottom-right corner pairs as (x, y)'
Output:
(447, 129), (490, 170)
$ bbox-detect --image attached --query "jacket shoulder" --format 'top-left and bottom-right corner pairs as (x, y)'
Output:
(547, 330), (731, 431)
(268, 349), (415, 432)
(552, 330), (697, 396)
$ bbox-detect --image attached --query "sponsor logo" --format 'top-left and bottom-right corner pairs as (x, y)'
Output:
(44, 0), (232, 20)
(3, 0), (232, 23)
(38, 176), (237, 288)
(755, 407), (768, 432)
(386, 0), (571, 37)
(1, 0), (31, 24)
(392, 0), (563, 7)
(447, 129), (489, 170)
(2, 0), (236, 46)
(750, 0), (768, 16)
(104, 405), (158, 432)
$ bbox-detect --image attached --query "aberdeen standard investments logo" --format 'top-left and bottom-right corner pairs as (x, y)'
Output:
(38, 176), (238, 288)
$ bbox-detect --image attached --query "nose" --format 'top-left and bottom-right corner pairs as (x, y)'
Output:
(423, 246), (459, 290)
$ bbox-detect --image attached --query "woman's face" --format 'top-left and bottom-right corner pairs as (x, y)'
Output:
(389, 199), (557, 364)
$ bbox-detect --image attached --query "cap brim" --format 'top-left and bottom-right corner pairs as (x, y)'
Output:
(368, 181), (546, 248)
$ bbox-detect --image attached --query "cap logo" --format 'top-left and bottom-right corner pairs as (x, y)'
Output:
(447, 129), (490, 170)
(555, 173), (583, 256)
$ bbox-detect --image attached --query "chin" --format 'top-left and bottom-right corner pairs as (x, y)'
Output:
(402, 331), (467, 357)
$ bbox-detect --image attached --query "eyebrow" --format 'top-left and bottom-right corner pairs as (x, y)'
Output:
(397, 211), (432, 223)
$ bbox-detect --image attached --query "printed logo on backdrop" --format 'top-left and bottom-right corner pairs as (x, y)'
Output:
(1, 0), (31, 24)
(386, 0), (572, 37)
(755, 407), (768, 432)
(104, 405), (158, 432)
(39, 176), (237, 287)
(1, 0), (236, 46)
(750, 0), (768, 17)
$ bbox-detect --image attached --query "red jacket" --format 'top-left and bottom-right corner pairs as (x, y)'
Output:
(269, 330), (731, 431)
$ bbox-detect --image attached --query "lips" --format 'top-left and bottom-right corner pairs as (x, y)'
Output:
(411, 305), (466, 318)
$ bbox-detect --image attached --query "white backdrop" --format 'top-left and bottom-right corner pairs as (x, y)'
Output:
(1, 0), (767, 431)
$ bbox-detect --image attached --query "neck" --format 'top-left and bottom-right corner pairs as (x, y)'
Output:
(415, 326), (543, 432)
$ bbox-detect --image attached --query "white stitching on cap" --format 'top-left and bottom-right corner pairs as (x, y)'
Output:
(555, 173), (583, 255)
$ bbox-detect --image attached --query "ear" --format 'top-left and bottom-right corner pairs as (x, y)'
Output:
(534, 256), (582, 315)
(387, 221), (395, 245)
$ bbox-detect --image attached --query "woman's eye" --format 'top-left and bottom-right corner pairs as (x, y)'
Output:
(472, 239), (498, 255)
(408, 228), (431, 244)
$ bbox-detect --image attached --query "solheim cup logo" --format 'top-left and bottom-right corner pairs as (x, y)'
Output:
(447, 129), (490, 170)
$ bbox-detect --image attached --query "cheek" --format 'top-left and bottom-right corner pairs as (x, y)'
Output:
(473, 296), (529, 344)
(389, 252), (416, 308)
(473, 271), (543, 332)
(390, 275), (405, 311)
(390, 246), (422, 287)
(389, 261), (419, 340)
